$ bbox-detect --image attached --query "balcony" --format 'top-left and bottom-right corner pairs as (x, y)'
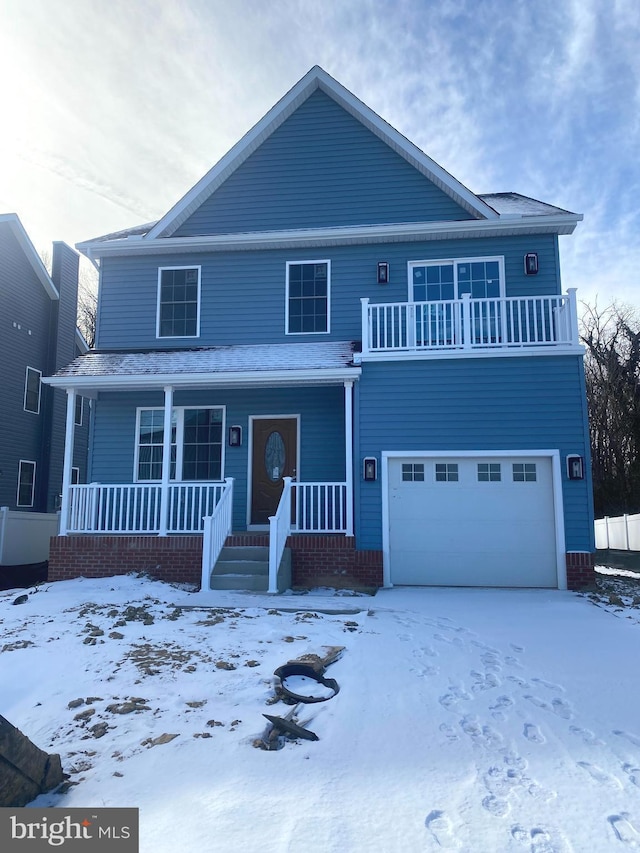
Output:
(361, 290), (579, 359)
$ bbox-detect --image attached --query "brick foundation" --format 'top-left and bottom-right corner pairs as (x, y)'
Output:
(287, 535), (383, 589)
(48, 535), (203, 586)
(566, 552), (596, 590)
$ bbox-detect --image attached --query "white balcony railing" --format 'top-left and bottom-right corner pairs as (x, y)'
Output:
(292, 482), (348, 533)
(63, 481), (226, 535)
(361, 290), (579, 357)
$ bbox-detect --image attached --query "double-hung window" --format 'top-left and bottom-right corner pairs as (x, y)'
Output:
(157, 267), (201, 338)
(286, 261), (330, 334)
(17, 460), (36, 507)
(136, 407), (223, 482)
(24, 367), (41, 414)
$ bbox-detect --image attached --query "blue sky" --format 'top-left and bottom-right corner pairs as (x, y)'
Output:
(0, 0), (637, 307)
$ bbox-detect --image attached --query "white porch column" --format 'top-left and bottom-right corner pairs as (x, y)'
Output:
(344, 380), (354, 536)
(158, 385), (173, 536)
(59, 388), (77, 536)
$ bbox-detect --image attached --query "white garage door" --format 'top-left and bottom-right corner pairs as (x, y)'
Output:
(388, 455), (558, 587)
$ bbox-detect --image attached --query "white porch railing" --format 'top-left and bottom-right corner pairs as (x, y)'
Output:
(63, 481), (226, 535)
(268, 476), (293, 594)
(201, 478), (234, 590)
(361, 290), (579, 357)
(292, 482), (348, 533)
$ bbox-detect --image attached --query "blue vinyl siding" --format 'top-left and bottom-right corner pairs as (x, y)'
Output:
(173, 90), (469, 236)
(355, 355), (593, 553)
(97, 234), (560, 350)
(90, 386), (345, 532)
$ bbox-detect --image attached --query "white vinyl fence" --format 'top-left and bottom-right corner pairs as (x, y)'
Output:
(595, 514), (640, 551)
(0, 507), (59, 565)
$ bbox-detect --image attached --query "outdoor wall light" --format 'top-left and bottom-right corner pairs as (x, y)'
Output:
(377, 262), (389, 284)
(524, 252), (539, 275)
(228, 425), (242, 447)
(566, 454), (584, 480)
(363, 457), (377, 481)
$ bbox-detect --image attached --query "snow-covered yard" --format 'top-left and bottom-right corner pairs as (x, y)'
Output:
(2, 569), (640, 852)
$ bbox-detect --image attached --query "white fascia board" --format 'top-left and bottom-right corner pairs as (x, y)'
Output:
(0, 214), (59, 300)
(83, 213), (583, 259)
(43, 366), (361, 392)
(360, 345), (585, 363)
(145, 67), (496, 240)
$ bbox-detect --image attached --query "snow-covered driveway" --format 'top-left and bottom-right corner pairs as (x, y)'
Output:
(2, 578), (640, 852)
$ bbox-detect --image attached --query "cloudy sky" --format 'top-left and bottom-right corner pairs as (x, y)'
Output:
(0, 0), (638, 307)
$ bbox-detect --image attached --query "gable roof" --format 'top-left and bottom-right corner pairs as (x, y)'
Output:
(146, 66), (498, 240)
(0, 213), (59, 300)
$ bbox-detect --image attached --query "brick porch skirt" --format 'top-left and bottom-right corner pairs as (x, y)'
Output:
(48, 536), (594, 591)
(48, 534), (384, 590)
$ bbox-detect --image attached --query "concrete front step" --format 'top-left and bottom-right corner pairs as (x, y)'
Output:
(211, 545), (270, 591)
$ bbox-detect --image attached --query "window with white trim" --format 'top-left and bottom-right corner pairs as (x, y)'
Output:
(157, 267), (200, 338)
(71, 467), (80, 485)
(402, 463), (425, 482)
(478, 462), (501, 482)
(75, 395), (84, 426)
(286, 261), (330, 334)
(17, 460), (36, 507)
(513, 462), (537, 482)
(410, 258), (504, 302)
(135, 407), (223, 481)
(435, 463), (458, 482)
(24, 367), (41, 414)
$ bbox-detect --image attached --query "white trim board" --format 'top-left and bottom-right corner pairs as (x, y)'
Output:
(380, 449), (567, 590)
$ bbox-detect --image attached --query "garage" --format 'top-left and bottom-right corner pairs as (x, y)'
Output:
(386, 454), (559, 587)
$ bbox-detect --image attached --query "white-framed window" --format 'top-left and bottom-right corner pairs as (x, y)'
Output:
(75, 395), (84, 426)
(435, 463), (459, 482)
(17, 460), (36, 507)
(71, 467), (80, 485)
(478, 462), (501, 482)
(286, 260), (330, 334)
(135, 406), (224, 482)
(24, 367), (41, 414)
(156, 266), (201, 338)
(409, 257), (505, 302)
(401, 463), (425, 482)
(513, 462), (537, 482)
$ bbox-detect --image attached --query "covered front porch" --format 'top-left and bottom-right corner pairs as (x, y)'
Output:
(45, 341), (371, 592)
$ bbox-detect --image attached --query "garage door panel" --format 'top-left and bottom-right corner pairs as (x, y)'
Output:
(388, 455), (558, 588)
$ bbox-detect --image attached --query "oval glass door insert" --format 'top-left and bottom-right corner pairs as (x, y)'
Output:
(265, 431), (286, 481)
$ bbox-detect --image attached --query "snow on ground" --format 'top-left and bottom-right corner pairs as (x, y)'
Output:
(3, 572), (640, 852)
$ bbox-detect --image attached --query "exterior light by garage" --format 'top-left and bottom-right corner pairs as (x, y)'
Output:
(363, 457), (377, 481)
(228, 425), (242, 447)
(524, 252), (539, 275)
(566, 454), (584, 480)
(377, 262), (389, 284)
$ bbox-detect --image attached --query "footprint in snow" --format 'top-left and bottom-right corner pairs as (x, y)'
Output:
(551, 698), (573, 720)
(622, 763), (640, 788)
(504, 655), (523, 668)
(481, 651), (502, 672)
(524, 723), (545, 744)
(524, 694), (550, 711)
(510, 643), (525, 653)
(577, 760), (622, 789)
(425, 810), (461, 849)
(613, 730), (640, 748)
(439, 722), (459, 743)
(512, 825), (570, 852)
(471, 670), (501, 692)
(507, 675), (530, 689)
(482, 794), (510, 817)
(569, 725), (603, 746)
(609, 813), (640, 847)
(531, 676), (564, 692)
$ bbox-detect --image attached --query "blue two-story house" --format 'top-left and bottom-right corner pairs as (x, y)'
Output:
(45, 67), (594, 593)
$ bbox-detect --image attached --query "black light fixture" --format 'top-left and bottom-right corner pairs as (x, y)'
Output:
(524, 253), (539, 275)
(566, 455), (584, 480)
(228, 425), (242, 447)
(363, 457), (377, 481)
(377, 262), (389, 284)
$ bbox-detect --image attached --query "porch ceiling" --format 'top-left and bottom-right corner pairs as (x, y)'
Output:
(43, 340), (361, 393)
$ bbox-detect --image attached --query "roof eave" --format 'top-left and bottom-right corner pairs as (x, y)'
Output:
(0, 214), (59, 299)
(79, 213), (583, 258)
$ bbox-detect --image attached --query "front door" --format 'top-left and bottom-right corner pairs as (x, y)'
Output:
(250, 417), (298, 525)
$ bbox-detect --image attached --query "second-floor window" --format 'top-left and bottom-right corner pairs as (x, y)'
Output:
(24, 367), (41, 414)
(157, 267), (201, 338)
(409, 258), (504, 302)
(286, 261), (330, 334)
(135, 407), (224, 481)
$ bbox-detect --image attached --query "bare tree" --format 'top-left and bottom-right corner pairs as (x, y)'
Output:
(581, 301), (640, 517)
(77, 260), (98, 348)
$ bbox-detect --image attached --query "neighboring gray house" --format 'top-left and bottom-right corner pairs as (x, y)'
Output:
(0, 213), (88, 517)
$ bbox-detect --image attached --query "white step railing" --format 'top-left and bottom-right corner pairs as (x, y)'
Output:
(64, 482), (225, 535)
(201, 478), (234, 590)
(361, 289), (579, 356)
(268, 476), (293, 594)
